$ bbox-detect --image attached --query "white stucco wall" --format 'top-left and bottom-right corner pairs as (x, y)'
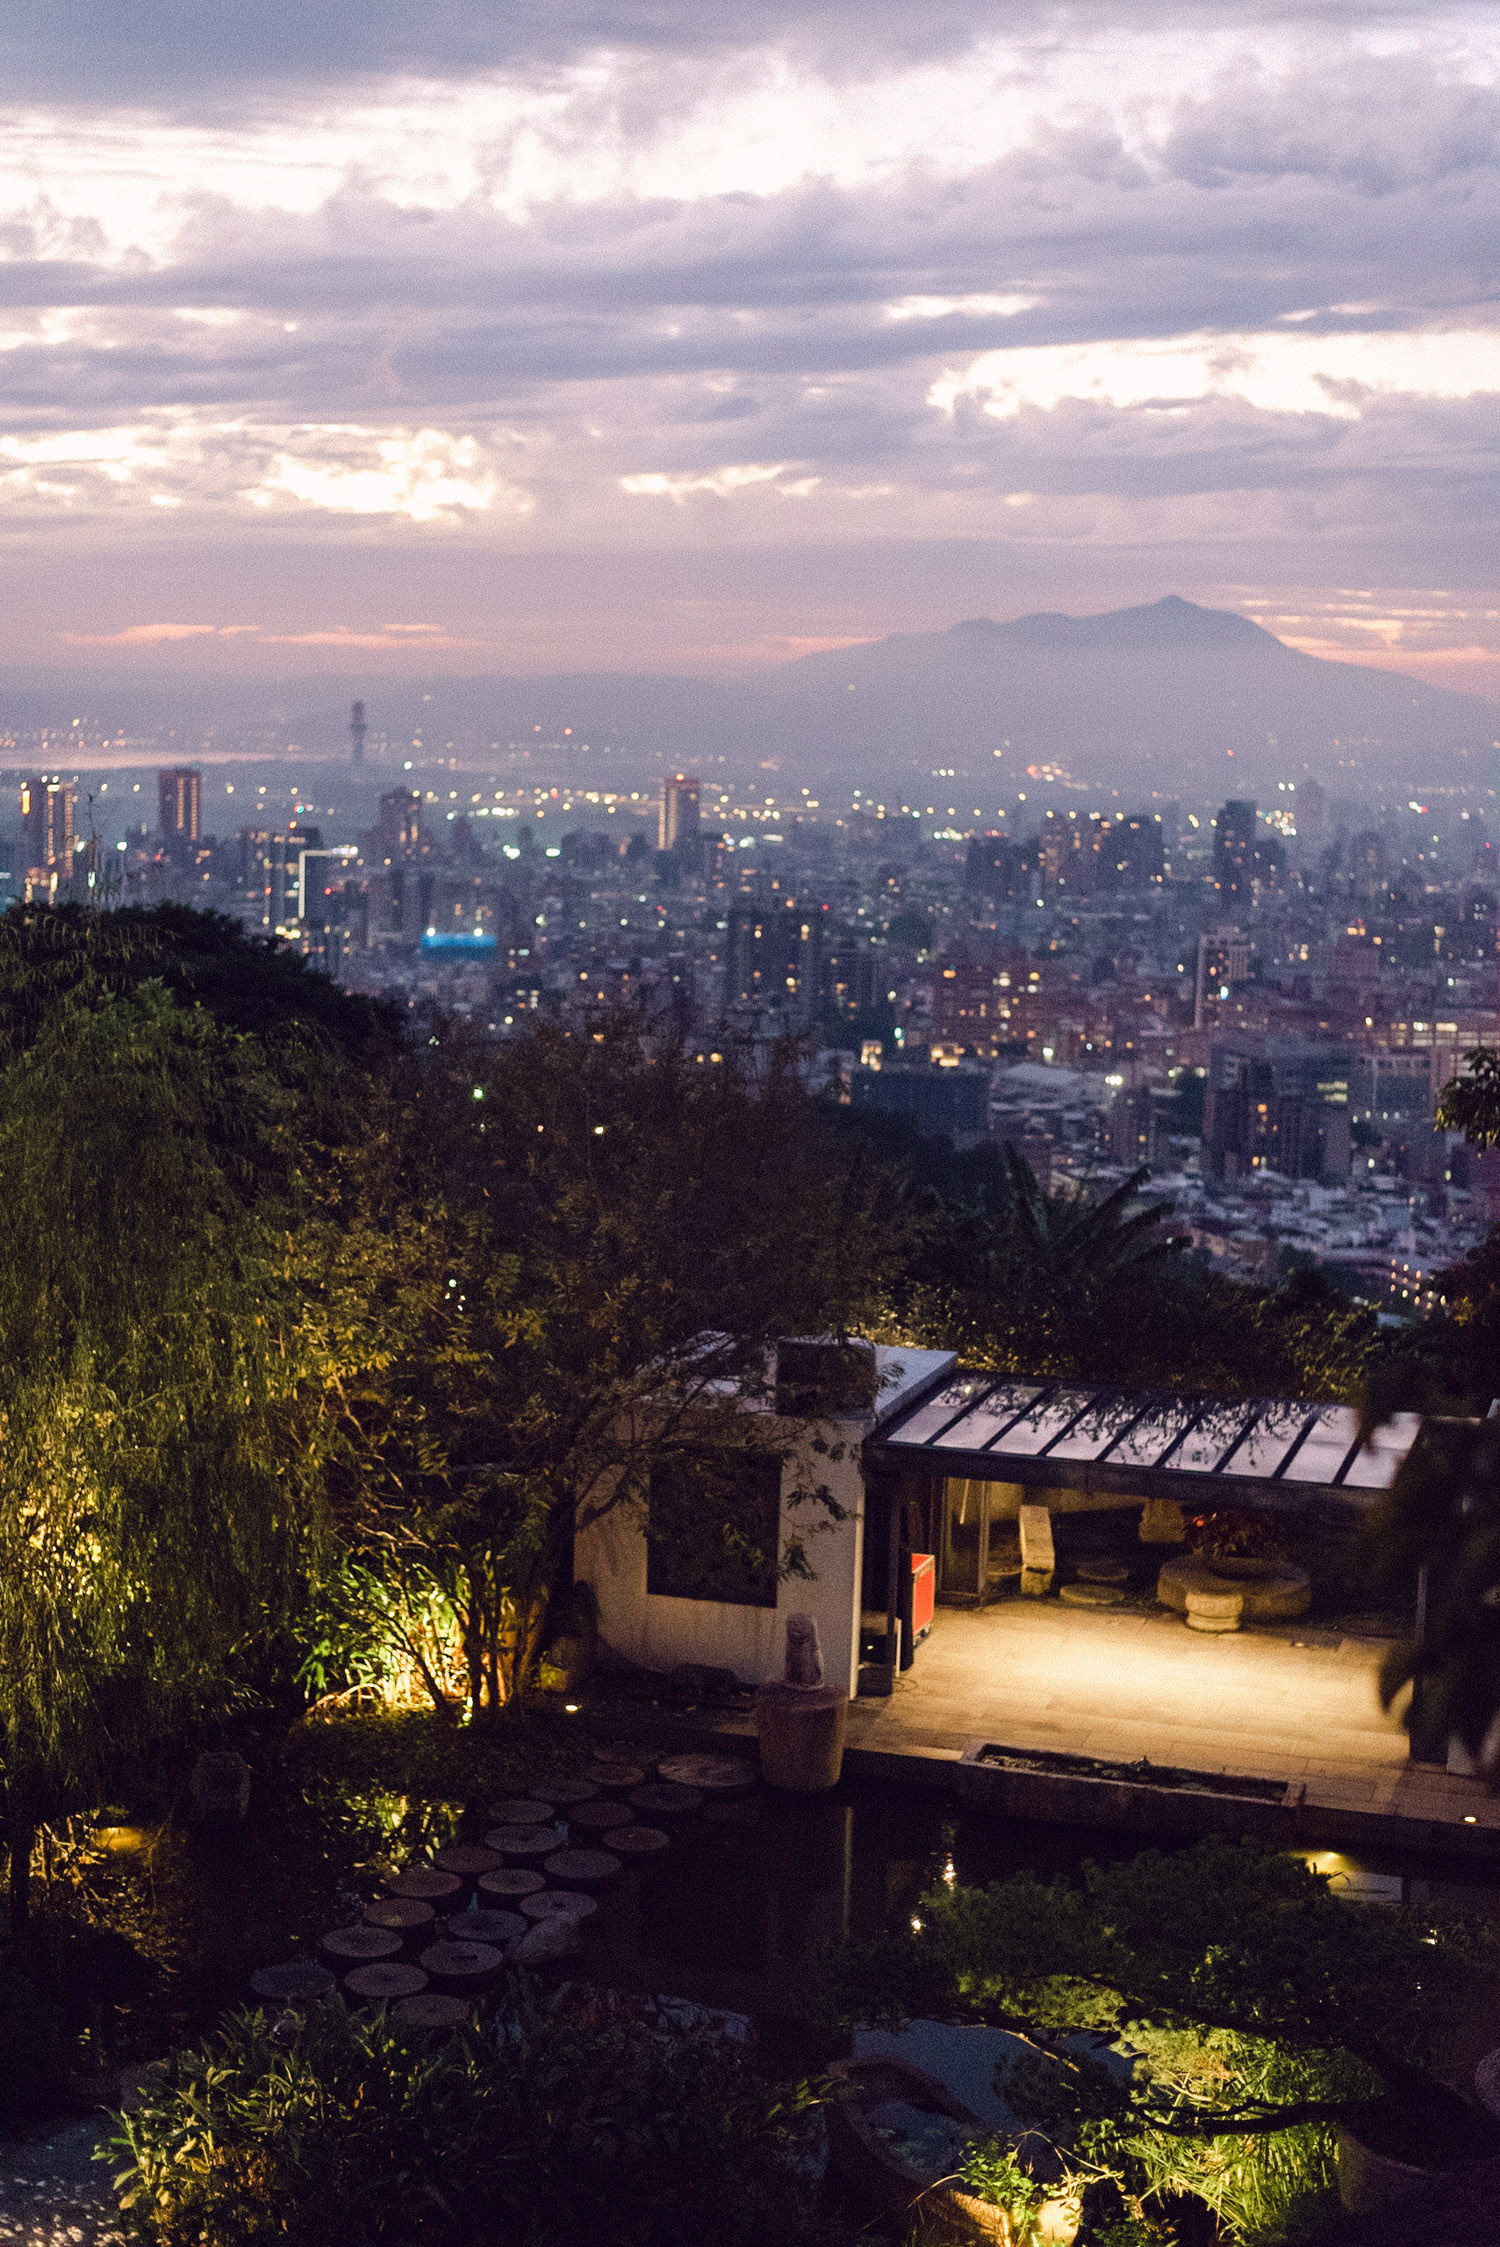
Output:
(576, 1425), (867, 1698)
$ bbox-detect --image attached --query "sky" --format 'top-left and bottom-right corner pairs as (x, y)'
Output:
(0, 0), (1496, 688)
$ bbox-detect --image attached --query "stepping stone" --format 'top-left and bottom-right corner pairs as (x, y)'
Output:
(363, 1897), (436, 1938)
(419, 1939), (505, 1993)
(488, 1799), (552, 1827)
(393, 1993), (472, 2031)
(657, 1753), (756, 1793)
(320, 1925), (402, 1966)
(1059, 1583), (1126, 1609)
(250, 1961), (335, 2003)
(608, 1824), (669, 1859)
(493, 1827), (560, 1863)
(530, 1777), (599, 1808)
(477, 1867), (546, 1903)
(385, 1866), (463, 1904)
(446, 1908), (525, 1945)
(566, 1799), (634, 1835)
(628, 1781), (703, 1820)
(586, 1762), (646, 1791)
(344, 1961), (428, 2001)
(1076, 1561), (1130, 1585)
(434, 1843), (503, 1879)
(543, 1847), (621, 1888)
(519, 1889), (598, 1923)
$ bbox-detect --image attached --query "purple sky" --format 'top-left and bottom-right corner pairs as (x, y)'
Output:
(0, 0), (1496, 691)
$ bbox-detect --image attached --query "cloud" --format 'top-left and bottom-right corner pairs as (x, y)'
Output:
(0, 1), (1494, 671)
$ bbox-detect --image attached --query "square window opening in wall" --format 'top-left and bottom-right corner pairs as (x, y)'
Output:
(646, 1449), (783, 1607)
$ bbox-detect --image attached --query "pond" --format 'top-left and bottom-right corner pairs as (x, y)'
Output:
(31, 1734), (1500, 2082)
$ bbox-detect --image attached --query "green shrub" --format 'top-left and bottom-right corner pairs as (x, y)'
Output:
(285, 1703), (584, 1808)
(108, 1986), (831, 2247)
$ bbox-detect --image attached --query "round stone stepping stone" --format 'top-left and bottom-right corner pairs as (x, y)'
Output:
(1059, 1582), (1126, 1609)
(363, 1897), (436, 1939)
(543, 1847), (620, 1889)
(1076, 1561), (1130, 1585)
(494, 1827), (560, 1864)
(418, 1939), (504, 1993)
(586, 1762), (646, 1792)
(477, 1866), (546, 1903)
(385, 1865), (463, 1904)
(394, 1993), (472, 2031)
(434, 1843), (503, 1879)
(657, 1753), (756, 1793)
(566, 1798), (633, 1835)
(250, 1961), (335, 2003)
(344, 1961), (428, 2002)
(520, 1889), (597, 1924)
(1186, 1586), (1243, 1635)
(530, 1777), (599, 1808)
(320, 1925), (402, 1966)
(628, 1781), (703, 1820)
(488, 1798), (552, 1827)
(607, 1824), (670, 1860)
(445, 1908), (525, 1946)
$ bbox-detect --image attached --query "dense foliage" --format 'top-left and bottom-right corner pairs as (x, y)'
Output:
(829, 1108), (1380, 1399)
(110, 1988), (833, 2247)
(823, 1838), (1500, 2242)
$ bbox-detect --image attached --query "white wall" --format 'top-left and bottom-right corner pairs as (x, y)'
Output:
(576, 1424), (866, 1698)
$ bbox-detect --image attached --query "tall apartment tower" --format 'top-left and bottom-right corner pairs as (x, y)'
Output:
(350, 700), (367, 766)
(158, 767), (202, 848)
(658, 772), (700, 852)
(20, 775), (75, 894)
(1213, 800), (1258, 895)
(378, 788), (423, 860)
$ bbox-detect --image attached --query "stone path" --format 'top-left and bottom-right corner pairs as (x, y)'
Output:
(0, 2118), (123, 2246)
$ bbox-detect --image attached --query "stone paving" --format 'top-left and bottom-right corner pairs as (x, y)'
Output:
(842, 1600), (1500, 1837)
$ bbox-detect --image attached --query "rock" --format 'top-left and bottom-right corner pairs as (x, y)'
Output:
(510, 1916), (582, 1966)
(1059, 1583), (1125, 1608)
(656, 1753), (756, 1793)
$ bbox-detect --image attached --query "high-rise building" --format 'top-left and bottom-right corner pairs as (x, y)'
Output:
(157, 767), (202, 852)
(350, 700), (367, 766)
(659, 772), (700, 853)
(377, 789), (423, 861)
(1213, 800), (1258, 895)
(20, 775), (75, 895)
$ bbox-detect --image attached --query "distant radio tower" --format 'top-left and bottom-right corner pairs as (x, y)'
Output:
(350, 699), (367, 766)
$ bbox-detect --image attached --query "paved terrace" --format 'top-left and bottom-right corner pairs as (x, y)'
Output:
(841, 1602), (1500, 1840)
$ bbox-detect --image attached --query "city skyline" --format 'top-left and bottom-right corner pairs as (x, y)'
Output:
(0, 1), (1494, 690)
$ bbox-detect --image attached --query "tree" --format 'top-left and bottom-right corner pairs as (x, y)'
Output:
(0, 983), (335, 1926)
(1436, 1045), (1500, 1149)
(0, 901), (398, 1068)
(318, 1020), (886, 1714)
(835, 1114), (1378, 1399)
(824, 1838), (1500, 2241)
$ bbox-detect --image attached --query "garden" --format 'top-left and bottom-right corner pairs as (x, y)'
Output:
(3, 901), (1500, 2242)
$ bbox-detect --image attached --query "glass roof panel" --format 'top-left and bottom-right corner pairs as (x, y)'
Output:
(884, 1376), (997, 1448)
(928, 1382), (1049, 1452)
(1221, 1403), (1317, 1480)
(1101, 1396), (1201, 1469)
(987, 1387), (1102, 1458)
(1045, 1394), (1144, 1462)
(1340, 1412), (1424, 1491)
(1166, 1402), (1258, 1474)
(1280, 1406), (1362, 1485)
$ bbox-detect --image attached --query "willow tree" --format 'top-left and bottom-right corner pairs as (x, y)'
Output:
(320, 1019), (886, 1715)
(0, 982), (334, 1925)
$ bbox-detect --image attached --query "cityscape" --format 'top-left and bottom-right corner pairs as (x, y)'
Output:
(10, 680), (1498, 1320)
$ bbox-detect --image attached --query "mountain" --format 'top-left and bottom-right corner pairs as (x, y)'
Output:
(0, 599), (1493, 800)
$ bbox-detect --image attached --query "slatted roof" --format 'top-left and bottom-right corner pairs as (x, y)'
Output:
(877, 1374), (1423, 1501)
